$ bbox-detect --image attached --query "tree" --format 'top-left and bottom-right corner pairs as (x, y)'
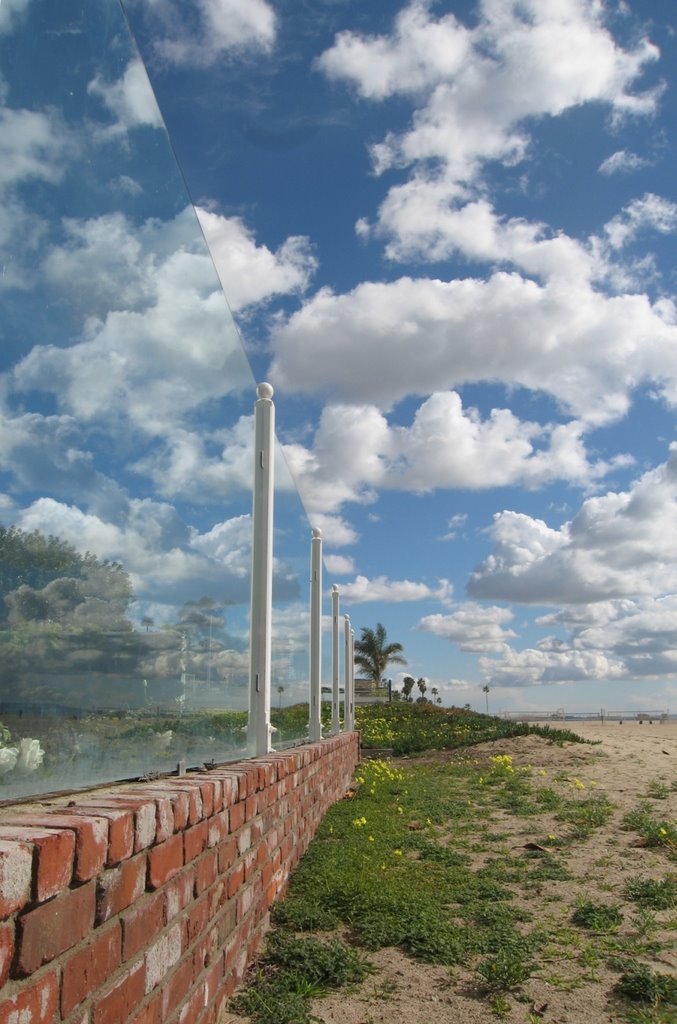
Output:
(416, 678), (427, 702)
(401, 675), (415, 701)
(483, 684), (490, 715)
(354, 623), (406, 684)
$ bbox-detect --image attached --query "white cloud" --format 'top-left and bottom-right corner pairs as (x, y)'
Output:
(323, 554), (355, 575)
(418, 603), (516, 653)
(0, 107), (69, 187)
(0, 0), (29, 35)
(599, 149), (650, 175)
(604, 193), (677, 250)
(139, 0), (276, 67)
(319, 0), (659, 203)
(271, 274), (677, 425)
(469, 446), (677, 605)
(338, 574), (452, 604)
(480, 645), (626, 687)
(16, 208), (257, 435)
(316, 1), (471, 100)
(196, 208), (317, 312)
(87, 58), (164, 136)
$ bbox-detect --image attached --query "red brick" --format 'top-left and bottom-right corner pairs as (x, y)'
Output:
(0, 839), (32, 917)
(217, 837), (237, 873)
(123, 790), (175, 844)
(130, 990), (163, 1024)
(148, 832), (183, 890)
(5, 812), (108, 882)
(178, 984), (203, 1024)
(96, 854), (147, 923)
(0, 825), (75, 903)
(144, 923), (182, 994)
(93, 960), (145, 1024)
(0, 969), (57, 1024)
(207, 811), (228, 848)
(71, 804), (135, 864)
(61, 922), (121, 1016)
(245, 794), (257, 821)
(186, 895), (209, 946)
(82, 797), (156, 852)
(184, 820), (209, 863)
(165, 867), (194, 922)
(161, 958), (193, 1020)
(227, 862), (244, 899)
(0, 921), (14, 987)
(121, 891), (165, 962)
(229, 801), (245, 832)
(195, 850), (217, 895)
(166, 783), (202, 824)
(16, 880), (95, 975)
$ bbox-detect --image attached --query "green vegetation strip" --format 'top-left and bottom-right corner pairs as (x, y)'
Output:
(232, 706), (677, 1024)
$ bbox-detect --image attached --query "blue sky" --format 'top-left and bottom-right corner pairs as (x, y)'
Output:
(4, 0), (677, 714)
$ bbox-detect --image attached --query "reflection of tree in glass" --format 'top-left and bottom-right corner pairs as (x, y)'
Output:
(0, 525), (142, 701)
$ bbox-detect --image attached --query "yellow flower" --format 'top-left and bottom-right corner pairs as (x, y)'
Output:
(368, 835), (375, 842)
(547, 834), (557, 842)
(397, 806), (403, 814)
(328, 825), (333, 834)
(393, 849), (403, 857)
(660, 827), (668, 836)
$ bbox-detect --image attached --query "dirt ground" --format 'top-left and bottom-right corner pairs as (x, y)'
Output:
(224, 721), (677, 1024)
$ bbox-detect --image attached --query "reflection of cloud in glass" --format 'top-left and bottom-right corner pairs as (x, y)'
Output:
(87, 58), (163, 136)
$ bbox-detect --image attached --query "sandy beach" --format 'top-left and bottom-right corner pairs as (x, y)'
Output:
(228, 720), (677, 1024)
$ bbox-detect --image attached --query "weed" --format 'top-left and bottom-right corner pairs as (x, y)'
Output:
(614, 958), (677, 1006)
(646, 780), (670, 800)
(624, 877), (677, 911)
(623, 806), (677, 852)
(477, 943), (535, 991)
(491, 993), (513, 1016)
(572, 900), (624, 933)
(231, 934), (373, 1024)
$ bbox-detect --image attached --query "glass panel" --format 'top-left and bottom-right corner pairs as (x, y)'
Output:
(0, 0), (315, 799)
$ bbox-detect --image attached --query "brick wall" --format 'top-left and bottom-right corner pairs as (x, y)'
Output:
(0, 732), (359, 1024)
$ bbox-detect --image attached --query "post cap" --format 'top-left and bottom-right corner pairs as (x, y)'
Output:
(257, 381), (274, 400)
(312, 527), (322, 539)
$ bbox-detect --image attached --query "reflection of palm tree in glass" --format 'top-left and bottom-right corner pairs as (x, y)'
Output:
(277, 684), (285, 709)
(483, 684), (490, 714)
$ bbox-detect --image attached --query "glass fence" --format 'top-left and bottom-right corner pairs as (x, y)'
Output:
(0, 0), (315, 799)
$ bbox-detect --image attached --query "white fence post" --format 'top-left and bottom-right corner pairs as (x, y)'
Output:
(344, 615), (351, 731)
(347, 627), (355, 731)
(331, 585), (340, 735)
(309, 528), (323, 742)
(247, 382), (275, 756)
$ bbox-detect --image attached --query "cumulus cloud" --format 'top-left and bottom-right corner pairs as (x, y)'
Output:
(318, 0), (660, 259)
(337, 574), (452, 604)
(12, 206), (326, 444)
(604, 193), (677, 250)
(0, 107), (69, 188)
(469, 446), (677, 605)
(87, 58), (164, 136)
(271, 275), (677, 424)
(418, 603), (516, 653)
(480, 645), (626, 687)
(0, 0), (30, 35)
(280, 392), (628, 531)
(196, 208), (317, 312)
(323, 554), (355, 575)
(599, 149), (650, 176)
(135, 0), (276, 67)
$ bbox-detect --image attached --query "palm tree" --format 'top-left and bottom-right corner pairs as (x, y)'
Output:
(354, 623), (406, 684)
(482, 684), (490, 715)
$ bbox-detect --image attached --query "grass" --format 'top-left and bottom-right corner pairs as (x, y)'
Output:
(230, 704), (677, 1024)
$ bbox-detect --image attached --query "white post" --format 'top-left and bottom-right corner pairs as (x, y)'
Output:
(309, 528), (323, 742)
(331, 585), (340, 735)
(248, 382), (275, 756)
(347, 627), (355, 731)
(344, 615), (351, 731)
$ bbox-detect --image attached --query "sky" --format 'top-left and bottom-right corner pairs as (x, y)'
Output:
(4, 0), (677, 715)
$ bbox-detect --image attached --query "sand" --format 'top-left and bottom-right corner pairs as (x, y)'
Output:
(225, 721), (677, 1024)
